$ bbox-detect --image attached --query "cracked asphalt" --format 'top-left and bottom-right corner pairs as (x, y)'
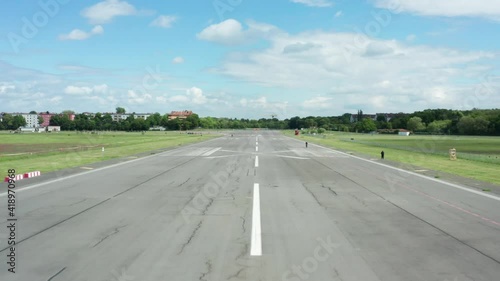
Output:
(0, 131), (499, 281)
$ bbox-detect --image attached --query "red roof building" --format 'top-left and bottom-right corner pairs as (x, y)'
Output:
(168, 110), (193, 120)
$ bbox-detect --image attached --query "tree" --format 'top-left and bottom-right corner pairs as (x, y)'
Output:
(355, 118), (377, 133)
(29, 110), (37, 114)
(38, 116), (44, 126)
(185, 114), (200, 129)
(457, 116), (490, 135)
(427, 120), (452, 134)
(407, 117), (426, 132)
(12, 115), (26, 129)
(116, 107), (126, 114)
(62, 110), (75, 116)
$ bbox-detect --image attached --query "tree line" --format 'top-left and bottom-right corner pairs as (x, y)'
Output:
(1, 108), (499, 135)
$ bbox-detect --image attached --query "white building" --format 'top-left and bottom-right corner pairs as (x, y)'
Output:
(11, 113), (39, 128)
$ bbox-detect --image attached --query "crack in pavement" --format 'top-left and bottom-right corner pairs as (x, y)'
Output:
(228, 267), (245, 280)
(235, 242), (249, 261)
(177, 177), (191, 188)
(240, 216), (247, 234)
(302, 183), (325, 209)
(202, 198), (214, 216)
(92, 225), (128, 248)
(68, 198), (88, 206)
(199, 260), (213, 281)
(177, 221), (203, 255)
(321, 183), (338, 196)
(47, 267), (66, 281)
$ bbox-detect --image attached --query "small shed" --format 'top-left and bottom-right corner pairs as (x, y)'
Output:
(18, 127), (36, 133)
(398, 129), (410, 136)
(46, 126), (61, 132)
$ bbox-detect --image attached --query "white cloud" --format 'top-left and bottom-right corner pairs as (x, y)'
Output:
(197, 19), (244, 45)
(64, 84), (108, 95)
(210, 25), (497, 113)
(303, 97), (334, 109)
(172, 57), (184, 64)
(239, 96), (289, 114)
(197, 19), (281, 45)
(59, 25), (104, 41)
(373, 0), (500, 20)
(150, 15), (177, 28)
(291, 0), (333, 7)
(187, 87), (207, 104)
(0, 82), (15, 94)
(81, 0), (137, 24)
(406, 34), (416, 42)
(127, 89), (152, 105)
(334, 11), (343, 18)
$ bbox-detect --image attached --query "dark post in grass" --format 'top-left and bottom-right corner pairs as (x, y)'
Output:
(381, 150), (385, 159)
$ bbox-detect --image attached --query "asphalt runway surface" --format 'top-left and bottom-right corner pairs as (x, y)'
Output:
(0, 131), (499, 281)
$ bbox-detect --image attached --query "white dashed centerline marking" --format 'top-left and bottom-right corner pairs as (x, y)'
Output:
(255, 156), (259, 167)
(251, 183), (262, 256)
(256, 146), (259, 152)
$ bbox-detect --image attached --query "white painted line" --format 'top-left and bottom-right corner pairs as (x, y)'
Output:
(0, 137), (223, 198)
(284, 136), (500, 202)
(202, 147), (221, 156)
(276, 155), (310, 160)
(251, 183), (262, 256)
(255, 156), (259, 167)
(256, 146), (259, 152)
(256, 142), (258, 146)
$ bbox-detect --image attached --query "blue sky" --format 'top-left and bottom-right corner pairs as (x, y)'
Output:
(1, 0), (499, 118)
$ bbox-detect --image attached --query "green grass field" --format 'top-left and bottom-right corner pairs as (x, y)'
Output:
(0, 131), (219, 177)
(285, 131), (500, 186)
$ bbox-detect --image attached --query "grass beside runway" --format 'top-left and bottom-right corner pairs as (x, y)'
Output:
(284, 131), (500, 186)
(0, 131), (219, 176)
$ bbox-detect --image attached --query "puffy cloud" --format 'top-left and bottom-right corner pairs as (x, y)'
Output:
(0, 82), (15, 94)
(197, 19), (281, 45)
(291, 0), (333, 7)
(172, 57), (185, 64)
(81, 0), (137, 24)
(187, 87), (207, 104)
(210, 25), (498, 113)
(127, 90), (152, 105)
(150, 15), (177, 28)
(283, 42), (319, 54)
(59, 25), (104, 41)
(373, 0), (500, 20)
(303, 97), (334, 109)
(64, 84), (108, 95)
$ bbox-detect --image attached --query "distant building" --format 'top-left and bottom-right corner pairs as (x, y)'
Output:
(111, 113), (130, 122)
(350, 113), (396, 123)
(11, 113), (40, 127)
(17, 126), (37, 133)
(38, 112), (75, 127)
(168, 110), (193, 120)
(46, 126), (61, 132)
(398, 129), (410, 136)
(39, 113), (55, 127)
(350, 114), (377, 123)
